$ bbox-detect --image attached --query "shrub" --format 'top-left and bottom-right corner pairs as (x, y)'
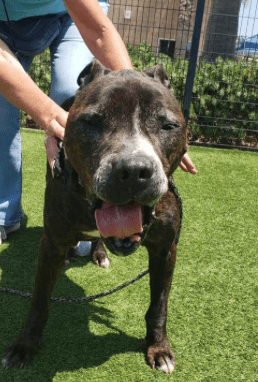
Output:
(25, 42), (258, 145)
(30, 49), (51, 94)
(128, 43), (258, 143)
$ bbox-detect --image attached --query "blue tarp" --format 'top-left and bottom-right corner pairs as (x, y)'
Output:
(236, 34), (258, 55)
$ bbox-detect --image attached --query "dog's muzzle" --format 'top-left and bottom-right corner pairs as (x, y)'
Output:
(91, 146), (167, 255)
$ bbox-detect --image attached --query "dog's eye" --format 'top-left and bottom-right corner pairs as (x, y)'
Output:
(158, 115), (180, 131)
(161, 123), (180, 131)
(79, 114), (103, 127)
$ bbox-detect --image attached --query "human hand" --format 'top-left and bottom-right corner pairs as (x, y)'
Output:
(44, 110), (68, 167)
(179, 153), (197, 174)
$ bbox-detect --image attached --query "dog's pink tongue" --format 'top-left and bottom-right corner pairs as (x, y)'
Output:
(95, 202), (143, 239)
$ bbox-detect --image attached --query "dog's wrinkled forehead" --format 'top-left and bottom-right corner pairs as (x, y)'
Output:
(78, 74), (155, 109)
(97, 80), (162, 116)
(70, 67), (183, 125)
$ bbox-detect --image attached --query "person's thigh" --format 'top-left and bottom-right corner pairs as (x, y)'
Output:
(0, 40), (33, 225)
(49, 2), (110, 105)
(0, 93), (23, 225)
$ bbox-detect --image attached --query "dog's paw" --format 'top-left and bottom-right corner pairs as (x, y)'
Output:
(91, 239), (110, 268)
(2, 336), (40, 369)
(146, 340), (175, 374)
(92, 250), (110, 268)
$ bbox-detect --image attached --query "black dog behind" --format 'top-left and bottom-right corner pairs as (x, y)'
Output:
(2, 60), (187, 373)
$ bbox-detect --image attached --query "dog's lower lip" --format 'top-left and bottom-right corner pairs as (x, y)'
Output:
(110, 235), (141, 252)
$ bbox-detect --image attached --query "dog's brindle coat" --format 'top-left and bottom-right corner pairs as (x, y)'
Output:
(2, 60), (187, 373)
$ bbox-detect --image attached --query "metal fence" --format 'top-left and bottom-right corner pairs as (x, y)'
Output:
(28, 0), (258, 150)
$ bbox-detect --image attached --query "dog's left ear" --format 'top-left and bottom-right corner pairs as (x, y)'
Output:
(144, 64), (171, 89)
(77, 59), (111, 88)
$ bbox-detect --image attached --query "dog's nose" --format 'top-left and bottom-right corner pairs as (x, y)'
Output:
(113, 156), (154, 184)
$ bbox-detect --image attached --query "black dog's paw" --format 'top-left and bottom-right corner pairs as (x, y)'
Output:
(2, 336), (40, 369)
(91, 239), (110, 268)
(146, 338), (175, 374)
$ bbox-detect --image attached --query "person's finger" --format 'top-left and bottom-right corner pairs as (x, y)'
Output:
(178, 161), (189, 173)
(56, 110), (69, 130)
(181, 153), (197, 174)
(45, 120), (65, 140)
(44, 136), (59, 167)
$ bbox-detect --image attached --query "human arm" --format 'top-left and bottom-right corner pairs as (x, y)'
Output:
(0, 38), (68, 164)
(63, 0), (133, 71)
(0, 39), (67, 139)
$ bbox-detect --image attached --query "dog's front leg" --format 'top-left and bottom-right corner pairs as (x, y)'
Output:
(145, 243), (177, 374)
(2, 232), (67, 369)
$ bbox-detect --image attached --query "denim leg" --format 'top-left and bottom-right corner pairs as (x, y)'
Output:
(0, 54), (32, 226)
(50, 2), (110, 104)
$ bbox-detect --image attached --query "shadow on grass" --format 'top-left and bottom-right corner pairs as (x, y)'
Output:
(0, 218), (144, 381)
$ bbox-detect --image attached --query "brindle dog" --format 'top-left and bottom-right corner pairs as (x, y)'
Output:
(2, 60), (187, 373)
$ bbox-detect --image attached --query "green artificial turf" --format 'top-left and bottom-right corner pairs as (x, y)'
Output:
(0, 129), (257, 381)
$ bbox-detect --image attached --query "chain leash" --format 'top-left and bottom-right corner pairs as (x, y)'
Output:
(0, 269), (149, 303)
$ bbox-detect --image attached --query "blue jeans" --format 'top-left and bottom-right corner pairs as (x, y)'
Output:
(0, 2), (109, 226)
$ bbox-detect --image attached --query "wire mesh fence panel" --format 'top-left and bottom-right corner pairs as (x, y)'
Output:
(192, 0), (258, 149)
(108, 0), (258, 149)
(25, 0), (258, 149)
(108, 0), (196, 109)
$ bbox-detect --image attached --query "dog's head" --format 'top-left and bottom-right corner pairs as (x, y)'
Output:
(64, 60), (187, 255)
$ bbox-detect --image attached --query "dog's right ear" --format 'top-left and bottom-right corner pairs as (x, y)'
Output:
(144, 64), (171, 89)
(77, 60), (111, 88)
